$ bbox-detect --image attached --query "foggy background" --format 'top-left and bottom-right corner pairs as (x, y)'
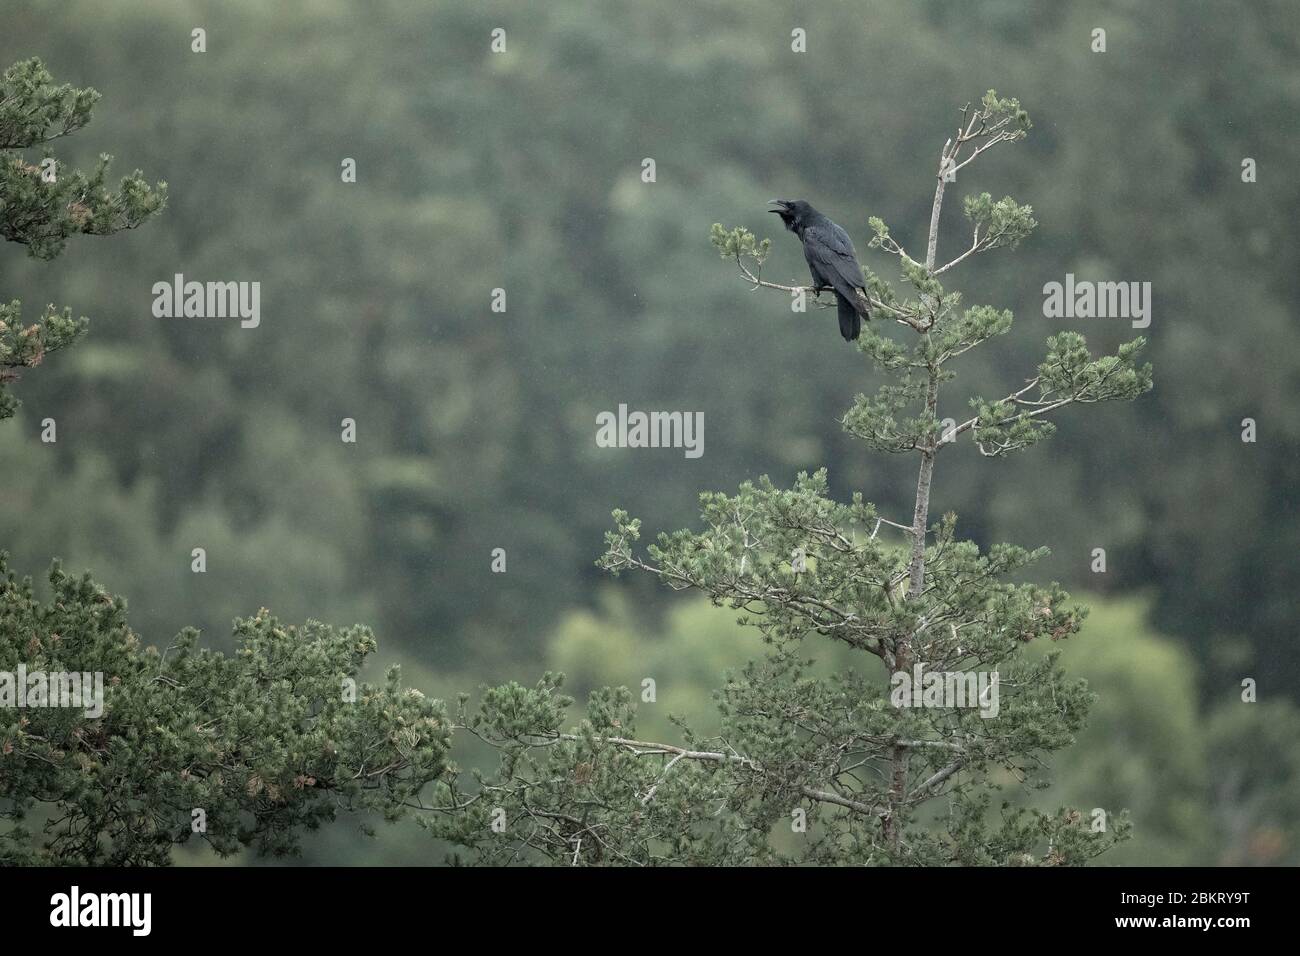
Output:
(1, 0), (1296, 865)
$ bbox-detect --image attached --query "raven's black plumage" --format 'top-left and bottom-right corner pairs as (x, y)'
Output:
(769, 199), (870, 341)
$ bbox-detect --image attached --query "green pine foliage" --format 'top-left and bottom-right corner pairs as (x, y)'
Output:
(0, 555), (449, 865)
(0, 57), (165, 419)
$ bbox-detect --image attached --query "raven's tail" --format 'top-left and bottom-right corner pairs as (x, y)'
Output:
(836, 291), (866, 342)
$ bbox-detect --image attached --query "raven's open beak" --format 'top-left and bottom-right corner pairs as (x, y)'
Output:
(768, 199), (788, 214)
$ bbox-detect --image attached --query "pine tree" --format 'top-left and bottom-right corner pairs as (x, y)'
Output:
(0, 60), (449, 865)
(0, 556), (449, 865)
(0, 57), (165, 420)
(423, 93), (1151, 865)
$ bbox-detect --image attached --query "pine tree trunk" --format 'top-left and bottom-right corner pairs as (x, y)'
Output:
(885, 155), (949, 852)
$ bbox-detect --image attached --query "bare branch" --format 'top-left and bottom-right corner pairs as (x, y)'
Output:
(729, 254), (924, 331)
(544, 733), (889, 818)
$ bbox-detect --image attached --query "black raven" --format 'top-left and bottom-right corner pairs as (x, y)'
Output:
(769, 199), (870, 341)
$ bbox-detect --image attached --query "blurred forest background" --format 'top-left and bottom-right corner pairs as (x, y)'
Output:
(1, 0), (1297, 865)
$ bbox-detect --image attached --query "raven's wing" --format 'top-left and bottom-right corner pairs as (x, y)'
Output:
(802, 220), (866, 295)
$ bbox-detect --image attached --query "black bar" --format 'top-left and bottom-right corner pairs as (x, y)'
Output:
(0, 865), (1280, 941)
